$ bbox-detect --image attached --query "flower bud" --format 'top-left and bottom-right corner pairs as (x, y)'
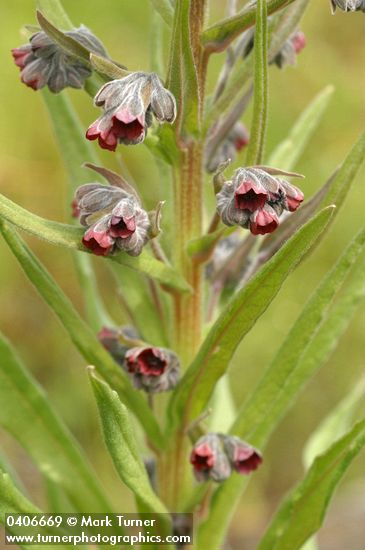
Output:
(223, 436), (263, 475)
(86, 72), (177, 151)
(273, 31), (306, 69)
(11, 26), (106, 93)
(74, 182), (150, 257)
(241, 26), (306, 69)
(206, 123), (249, 174)
(98, 326), (128, 366)
(216, 167), (304, 236)
(330, 0), (365, 12)
(190, 434), (231, 482)
(124, 346), (180, 393)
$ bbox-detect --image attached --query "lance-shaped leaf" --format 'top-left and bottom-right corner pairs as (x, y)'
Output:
(0, 471), (72, 549)
(0, 222), (164, 448)
(0, 332), (112, 513)
(89, 53), (129, 80)
(204, 0), (309, 131)
(42, 90), (113, 330)
(201, 0), (295, 53)
(198, 225), (365, 550)
(149, 0), (174, 26)
(321, 127), (365, 210)
(245, 0), (268, 165)
(166, 0), (199, 136)
(89, 372), (171, 529)
(0, 194), (190, 293)
(37, 11), (92, 63)
(268, 85), (335, 170)
(303, 377), (365, 470)
(167, 207), (335, 433)
(233, 226), (365, 444)
(258, 418), (365, 550)
(36, 0), (73, 29)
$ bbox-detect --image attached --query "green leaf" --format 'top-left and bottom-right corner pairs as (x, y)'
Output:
(89, 371), (170, 518)
(42, 89), (114, 330)
(37, 10), (91, 63)
(166, 0), (199, 136)
(258, 418), (365, 550)
(198, 224), (365, 550)
(303, 377), (365, 470)
(0, 222), (164, 448)
(167, 207), (335, 433)
(268, 85), (334, 170)
(0, 332), (112, 513)
(89, 53), (129, 80)
(0, 193), (190, 293)
(320, 128), (365, 210)
(201, 0), (295, 53)
(245, 0), (268, 165)
(233, 226), (365, 446)
(0, 471), (71, 550)
(150, 0), (174, 26)
(36, 0), (73, 30)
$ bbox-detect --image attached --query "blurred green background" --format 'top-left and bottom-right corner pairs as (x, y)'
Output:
(1, 1), (365, 548)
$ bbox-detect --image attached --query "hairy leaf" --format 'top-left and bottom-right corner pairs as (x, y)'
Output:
(268, 85), (334, 170)
(89, 372), (169, 518)
(150, 0), (174, 26)
(259, 419), (365, 549)
(0, 194), (190, 293)
(198, 225), (365, 550)
(201, 0), (294, 52)
(37, 11), (91, 63)
(0, 332), (112, 513)
(36, 0), (73, 29)
(0, 222), (164, 448)
(167, 207), (335, 433)
(303, 377), (365, 470)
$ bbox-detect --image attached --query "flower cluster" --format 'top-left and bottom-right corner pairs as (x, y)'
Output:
(74, 178), (150, 257)
(330, 0), (365, 12)
(11, 27), (106, 93)
(98, 326), (180, 394)
(216, 167), (304, 236)
(206, 122), (249, 174)
(86, 72), (177, 151)
(190, 433), (262, 482)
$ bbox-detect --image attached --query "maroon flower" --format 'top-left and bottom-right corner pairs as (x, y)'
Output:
(190, 434), (231, 482)
(98, 326), (128, 366)
(224, 436), (263, 475)
(234, 180), (268, 212)
(124, 346), (180, 393)
(280, 180), (304, 212)
(11, 27), (106, 93)
(86, 72), (176, 151)
(125, 347), (168, 376)
(82, 215), (114, 256)
(249, 205), (279, 235)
